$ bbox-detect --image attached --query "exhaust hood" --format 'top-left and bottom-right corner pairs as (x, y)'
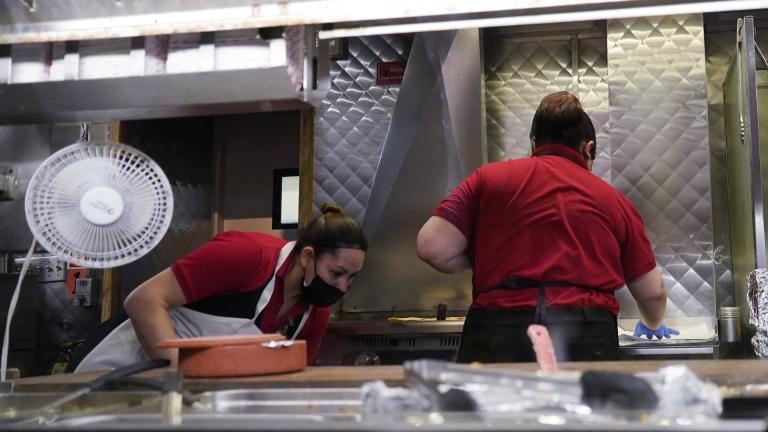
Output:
(0, 67), (305, 124)
(0, 27), (311, 124)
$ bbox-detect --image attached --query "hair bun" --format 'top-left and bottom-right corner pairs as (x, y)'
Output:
(320, 203), (344, 215)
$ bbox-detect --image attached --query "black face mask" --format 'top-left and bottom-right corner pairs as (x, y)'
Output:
(301, 260), (344, 307)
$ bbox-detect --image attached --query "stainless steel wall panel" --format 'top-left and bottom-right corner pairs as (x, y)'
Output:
(577, 37), (610, 111)
(484, 16), (715, 318)
(34, 280), (101, 374)
(0, 124), (52, 251)
(0, 274), (39, 377)
(483, 35), (611, 179)
(314, 35), (412, 223)
(484, 39), (574, 162)
(705, 29), (768, 309)
(577, 36), (611, 181)
(705, 31), (737, 309)
(608, 15), (714, 318)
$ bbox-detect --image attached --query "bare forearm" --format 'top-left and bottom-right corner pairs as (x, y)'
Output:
(125, 300), (178, 366)
(627, 268), (667, 330)
(636, 292), (666, 330)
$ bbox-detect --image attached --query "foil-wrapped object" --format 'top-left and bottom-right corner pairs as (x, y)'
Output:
(652, 365), (722, 422)
(360, 360), (721, 426)
(747, 268), (768, 357)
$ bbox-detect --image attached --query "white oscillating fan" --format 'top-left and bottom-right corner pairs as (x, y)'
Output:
(2, 141), (174, 381)
(25, 142), (173, 268)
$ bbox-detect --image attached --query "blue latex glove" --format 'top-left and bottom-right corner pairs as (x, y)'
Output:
(633, 321), (680, 340)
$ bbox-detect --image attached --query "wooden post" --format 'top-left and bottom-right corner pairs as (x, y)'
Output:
(100, 120), (124, 322)
(210, 118), (225, 236)
(298, 107), (315, 228)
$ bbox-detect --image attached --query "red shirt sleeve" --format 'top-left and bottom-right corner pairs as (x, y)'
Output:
(432, 168), (482, 241)
(171, 231), (276, 303)
(619, 200), (657, 281)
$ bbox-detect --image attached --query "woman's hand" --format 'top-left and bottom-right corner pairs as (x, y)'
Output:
(633, 321), (680, 340)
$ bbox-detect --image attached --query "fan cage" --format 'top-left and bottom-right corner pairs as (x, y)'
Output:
(25, 142), (174, 268)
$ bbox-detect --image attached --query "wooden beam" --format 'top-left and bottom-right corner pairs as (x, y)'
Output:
(298, 108), (315, 228)
(100, 120), (125, 322)
(211, 118), (226, 236)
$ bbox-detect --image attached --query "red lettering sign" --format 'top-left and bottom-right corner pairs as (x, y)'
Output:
(376, 61), (407, 86)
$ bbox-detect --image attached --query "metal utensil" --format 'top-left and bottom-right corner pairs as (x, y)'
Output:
(35, 358), (170, 424)
(261, 340), (295, 349)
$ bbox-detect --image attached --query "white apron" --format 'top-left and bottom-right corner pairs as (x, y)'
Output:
(75, 241), (310, 372)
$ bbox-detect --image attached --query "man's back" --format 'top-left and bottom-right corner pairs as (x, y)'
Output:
(462, 145), (655, 314)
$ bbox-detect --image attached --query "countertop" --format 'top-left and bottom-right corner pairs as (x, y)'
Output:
(10, 359), (768, 393)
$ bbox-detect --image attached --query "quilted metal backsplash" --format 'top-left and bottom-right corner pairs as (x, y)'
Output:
(484, 38), (574, 162)
(484, 16), (715, 318)
(608, 15), (714, 317)
(578, 37), (612, 180)
(313, 35), (412, 223)
(484, 35), (611, 180)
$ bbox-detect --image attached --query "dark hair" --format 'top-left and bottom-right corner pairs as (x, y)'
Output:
(529, 91), (596, 160)
(295, 203), (368, 257)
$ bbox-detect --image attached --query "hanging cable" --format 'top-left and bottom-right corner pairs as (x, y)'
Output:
(755, 42), (768, 71)
(19, 0), (36, 13)
(1, 239), (36, 382)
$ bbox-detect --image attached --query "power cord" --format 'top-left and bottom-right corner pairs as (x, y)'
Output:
(1, 239), (36, 382)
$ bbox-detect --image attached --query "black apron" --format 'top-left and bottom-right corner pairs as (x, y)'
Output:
(456, 279), (620, 363)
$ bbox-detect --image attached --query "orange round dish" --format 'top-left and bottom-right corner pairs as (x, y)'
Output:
(157, 334), (307, 377)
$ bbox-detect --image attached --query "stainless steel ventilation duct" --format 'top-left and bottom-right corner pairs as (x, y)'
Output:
(339, 30), (484, 314)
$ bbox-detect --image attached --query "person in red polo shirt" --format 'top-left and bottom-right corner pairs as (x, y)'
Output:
(74, 203), (367, 372)
(416, 91), (677, 363)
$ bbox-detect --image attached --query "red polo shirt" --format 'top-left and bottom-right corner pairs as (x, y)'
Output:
(433, 144), (656, 316)
(171, 231), (330, 362)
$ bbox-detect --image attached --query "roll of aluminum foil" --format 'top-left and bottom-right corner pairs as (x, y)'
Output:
(747, 268), (768, 357)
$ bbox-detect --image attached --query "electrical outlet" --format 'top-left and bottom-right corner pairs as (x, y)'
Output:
(36, 257), (67, 282)
(12, 255), (67, 281)
(74, 278), (100, 307)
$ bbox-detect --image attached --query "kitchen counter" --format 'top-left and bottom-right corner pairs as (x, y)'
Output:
(5, 360), (768, 431)
(10, 359), (768, 392)
(320, 318), (719, 365)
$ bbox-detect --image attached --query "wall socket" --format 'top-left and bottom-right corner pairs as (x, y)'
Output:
(74, 278), (100, 307)
(11, 255), (67, 282)
(37, 257), (67, 282)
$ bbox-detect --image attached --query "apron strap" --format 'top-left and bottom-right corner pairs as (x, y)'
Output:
(290, 306), (312, 341)
(502, 278), (611, 325)
(253, 241), (296, 321)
